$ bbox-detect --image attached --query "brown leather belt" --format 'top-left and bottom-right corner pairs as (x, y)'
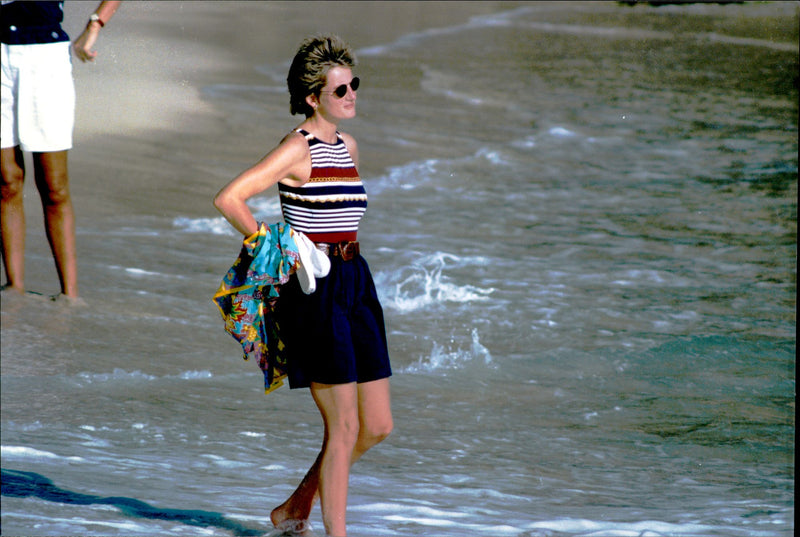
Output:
(315, 241), (360, 261)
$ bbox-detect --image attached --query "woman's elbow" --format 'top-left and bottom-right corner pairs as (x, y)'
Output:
(213, 190), (231, 214)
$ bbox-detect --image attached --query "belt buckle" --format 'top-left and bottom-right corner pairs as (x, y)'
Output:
(339, 241), (359, 261)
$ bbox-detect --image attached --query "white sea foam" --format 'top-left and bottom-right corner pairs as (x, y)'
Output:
(105, 265), (188, 281)
(352, 503), (475, 524)
(173, 196), (282, 235)
(420, 67), (488, 107)
(512, 136), (537, 149)
(177, 370), (214, 380)
(356, 6), (533, 57)
(382, 513), (520, 535)
(1, 513), (154, 533)
(526, 518), (719, 536)
(173, 215), (235, 236)
(372, 145), (518, 195)
(239, 431), (266, 438)
(200, 453), (250, 469)
(549, 126), (577, 138)
(77, 369), (157, 383)
(123, 267), (164, 277)
(74, 369), (213, 384)
(370, 158), (440, 194)
(1, 445), (86, 462)
(402, 328), (493, 374)
(378, 252), (494, 313)
(474, 146), (512, 166)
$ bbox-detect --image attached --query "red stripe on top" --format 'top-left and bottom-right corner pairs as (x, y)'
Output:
(307, 231), (358, 243)
(309, 166), (361, 180)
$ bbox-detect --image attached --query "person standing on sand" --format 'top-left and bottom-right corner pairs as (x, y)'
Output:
(214, 35), (393, 537)
(1, 0), (120, 303)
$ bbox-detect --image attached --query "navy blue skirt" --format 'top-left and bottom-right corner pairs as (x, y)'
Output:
(275, 253), (392, 389)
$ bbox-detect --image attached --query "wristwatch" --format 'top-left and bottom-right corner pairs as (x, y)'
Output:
(89, 13), (105, 27)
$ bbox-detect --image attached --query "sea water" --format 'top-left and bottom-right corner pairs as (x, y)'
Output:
(1, 2), (796, 536)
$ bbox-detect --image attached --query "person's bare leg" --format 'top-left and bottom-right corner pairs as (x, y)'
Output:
(271, 378), (392, 531)
(270, 440), (325, 530)
(310, 382), (358, 536)
(32, 150), (78, 297)
(354, 378), (393, 457)
(1, 146), (26, 293)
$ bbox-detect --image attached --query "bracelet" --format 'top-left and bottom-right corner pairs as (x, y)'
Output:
(89, 13), (105, 27)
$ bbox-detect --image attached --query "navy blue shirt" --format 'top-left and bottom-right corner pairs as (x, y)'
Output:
(1, 1), (70, 45)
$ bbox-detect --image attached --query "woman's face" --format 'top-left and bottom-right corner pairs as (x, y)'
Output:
(314, 66), (357, 121)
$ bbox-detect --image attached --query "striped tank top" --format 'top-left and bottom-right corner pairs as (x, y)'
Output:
(278, 129), (367, 243)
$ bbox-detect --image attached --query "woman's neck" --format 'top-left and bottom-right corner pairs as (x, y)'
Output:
(300, 115), (340, 144)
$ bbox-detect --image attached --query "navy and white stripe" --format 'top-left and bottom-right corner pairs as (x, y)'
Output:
(279, 129), (367, 243)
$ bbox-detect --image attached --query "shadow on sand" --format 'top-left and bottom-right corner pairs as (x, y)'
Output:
(1, 468), (266, 536)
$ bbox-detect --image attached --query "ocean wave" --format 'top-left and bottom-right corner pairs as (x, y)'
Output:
(402, 328), (492, 374)
(106, 265), (188, 281)
(371, 144), (525, 195)
(0, 513), (152, 534)
(173, 196), (282, 235)
(74, 369), (213, 384)
(239, 431), (266, 438)
(377, 252), (494, 313)
(526, 518), (719, 536)
(356, 6), (533, 57)
(173, 215), (236, 236)
(420, 67), (489, 107)
(1, 445), (86, 462)
(369, 158), (440, 194)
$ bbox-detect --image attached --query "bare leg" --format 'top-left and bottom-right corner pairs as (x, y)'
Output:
(271, 378), (393, 534)
(310, 382), (359, 536)
(1, 146), (26, 293)
(32, 151), (78, 297)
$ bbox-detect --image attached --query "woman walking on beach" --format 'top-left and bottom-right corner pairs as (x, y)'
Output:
(214, 35), (393, 537)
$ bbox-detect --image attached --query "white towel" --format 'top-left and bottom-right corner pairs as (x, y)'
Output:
(292, 231), (331, 294)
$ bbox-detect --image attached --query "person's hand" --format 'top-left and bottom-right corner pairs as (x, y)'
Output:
(72, 24), (102, 63)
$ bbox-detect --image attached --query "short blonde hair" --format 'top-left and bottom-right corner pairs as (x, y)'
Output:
(287, 35), (357, 117)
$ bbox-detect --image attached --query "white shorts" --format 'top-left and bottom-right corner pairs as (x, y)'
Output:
(1, 41), (75, 152)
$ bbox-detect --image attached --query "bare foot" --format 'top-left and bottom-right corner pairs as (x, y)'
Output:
(0, 283), (24, 295)
(271, 503), (312, 534)
(271, 503), (305, 526)
(50, 293), (88, 307)
(0, 284), (46, 303)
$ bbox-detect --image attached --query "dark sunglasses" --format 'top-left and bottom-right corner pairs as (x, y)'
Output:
(321, 77), (360, 98)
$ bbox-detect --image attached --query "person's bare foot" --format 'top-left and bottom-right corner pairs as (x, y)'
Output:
(1, 283), (24, 295)
(271, 503), (312, 535)
(50, 293), (87, 307)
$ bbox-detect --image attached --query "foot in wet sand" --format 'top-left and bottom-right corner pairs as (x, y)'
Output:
(271, 505), (312, 535)
(1, 284), (47, 303)
(1, 283), (24, 295)
(50, 293), (88, 307)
